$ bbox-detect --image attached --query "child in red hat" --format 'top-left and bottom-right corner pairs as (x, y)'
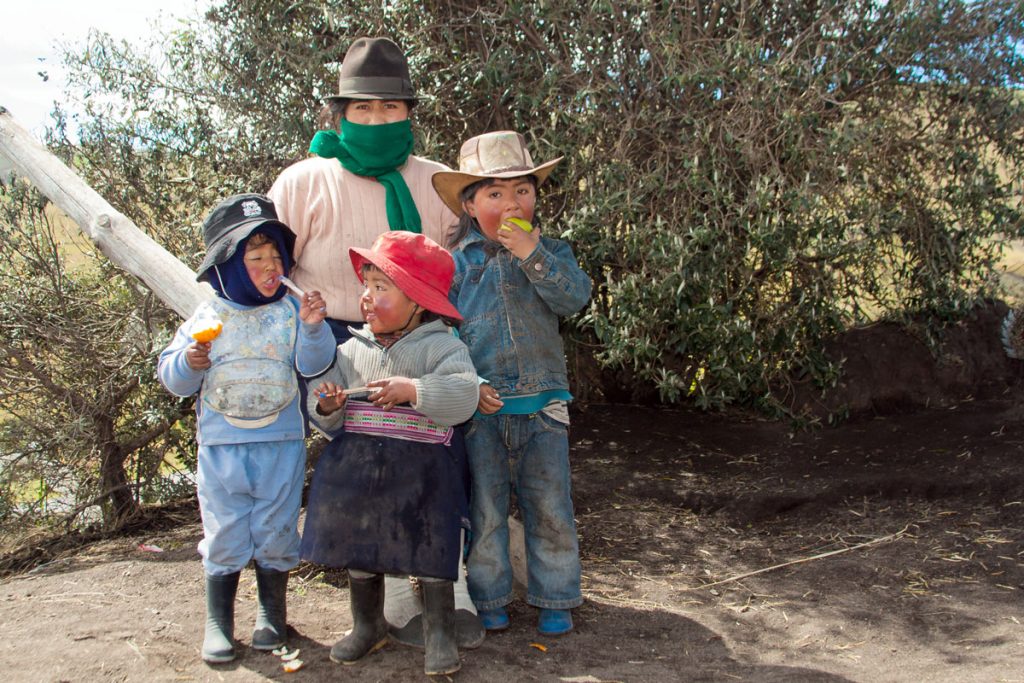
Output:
(300, 231), (478, 676)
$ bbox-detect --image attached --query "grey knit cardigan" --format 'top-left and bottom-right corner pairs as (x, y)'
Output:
(308, 319), (479, 435)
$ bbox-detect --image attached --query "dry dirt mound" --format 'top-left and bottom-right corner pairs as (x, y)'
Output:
(3, 393), (1024, 681)
(2, 306), (1023, 681)
(786, 300), (1023, 418)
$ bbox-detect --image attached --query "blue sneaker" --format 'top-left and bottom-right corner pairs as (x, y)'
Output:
(537, 608), (573, 636)
(479, 607), (510, 631)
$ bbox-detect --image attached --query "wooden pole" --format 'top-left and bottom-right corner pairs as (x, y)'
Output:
(0, 108), (211, 319)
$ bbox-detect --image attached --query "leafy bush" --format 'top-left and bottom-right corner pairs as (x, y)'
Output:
(0, 181), (194, 539)
(46, 0), (1024, 416)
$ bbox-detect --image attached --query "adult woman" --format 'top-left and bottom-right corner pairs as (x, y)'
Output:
(269, 36), (456, 343)
(268, 36), (483, 652)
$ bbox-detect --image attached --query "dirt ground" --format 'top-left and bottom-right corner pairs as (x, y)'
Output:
(3, 305), (1024, 682)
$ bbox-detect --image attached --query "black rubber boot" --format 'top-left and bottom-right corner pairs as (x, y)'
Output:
(330, 572), (389, 664)
(455, 608), (486, 649)
(389, 609), (486, 650)
(202, 571), (240, 664)
(421, 579), (460, 675)
(251, 565), (289, 650)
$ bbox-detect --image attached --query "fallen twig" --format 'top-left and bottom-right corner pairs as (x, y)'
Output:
(685, 524), (910, 592)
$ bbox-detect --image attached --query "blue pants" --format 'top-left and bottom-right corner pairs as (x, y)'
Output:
(465, 412), (583, 610)
(196, 440), (305, 575)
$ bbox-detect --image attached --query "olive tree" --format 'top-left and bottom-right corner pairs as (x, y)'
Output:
(53, 0), (1024, 415)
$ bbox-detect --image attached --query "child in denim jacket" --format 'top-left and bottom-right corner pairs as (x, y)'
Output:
(432, 130), (592, 636)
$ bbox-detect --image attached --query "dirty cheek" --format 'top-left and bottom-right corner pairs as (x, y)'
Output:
(370, 296), (403, 328)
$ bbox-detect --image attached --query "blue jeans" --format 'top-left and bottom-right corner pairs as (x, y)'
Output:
(465, 412), (583, 610)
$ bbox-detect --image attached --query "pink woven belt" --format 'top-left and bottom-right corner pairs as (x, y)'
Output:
(343, 401), (454, 445)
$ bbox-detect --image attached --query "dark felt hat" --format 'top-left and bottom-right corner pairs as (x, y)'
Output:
(327, 36), (416, 102)
(195, 194), (295, 282)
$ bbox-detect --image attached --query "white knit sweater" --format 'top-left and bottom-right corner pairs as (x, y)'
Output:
(268, 155), (457, 321)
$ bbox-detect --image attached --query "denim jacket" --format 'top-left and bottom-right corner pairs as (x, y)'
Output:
(449, 228), (591, 397)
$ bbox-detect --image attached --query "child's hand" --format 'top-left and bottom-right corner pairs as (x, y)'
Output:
(300, 290), (328, 324)
(497, 218), (540, 260)
(315, 381), (348, 415)
(185, 341), (212, 371)
(367, 377), (417, 410)
(477, 384), (503, 415)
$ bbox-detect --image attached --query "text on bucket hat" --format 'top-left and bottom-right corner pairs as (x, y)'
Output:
(431, 131), (563, 216)
(349, 232), (463, 321)
(196, 194), (295, 282)
(326, 36), (416, 102)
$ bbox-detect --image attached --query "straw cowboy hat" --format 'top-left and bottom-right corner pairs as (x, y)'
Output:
(431, 131), (563, 216)
(326, 37), (416, 102)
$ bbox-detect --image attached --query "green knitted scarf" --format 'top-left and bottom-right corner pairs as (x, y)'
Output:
(308, 119), (422, 233)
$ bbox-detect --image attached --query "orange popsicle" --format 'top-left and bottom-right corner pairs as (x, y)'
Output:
(191, 320), (223, 343)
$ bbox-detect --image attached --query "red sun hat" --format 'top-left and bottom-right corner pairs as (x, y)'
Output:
(349, 232), (463, 321)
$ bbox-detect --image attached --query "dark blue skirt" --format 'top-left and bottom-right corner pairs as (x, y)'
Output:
(300, 430), (469, 580)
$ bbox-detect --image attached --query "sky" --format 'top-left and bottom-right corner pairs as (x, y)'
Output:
(1, 1), (208, 141)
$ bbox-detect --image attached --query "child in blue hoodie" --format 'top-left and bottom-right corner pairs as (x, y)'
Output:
(158, 194), (335, 663)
